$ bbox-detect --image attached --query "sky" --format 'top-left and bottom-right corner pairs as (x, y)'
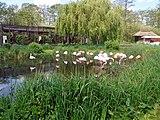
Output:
(1, 0), (160, 11)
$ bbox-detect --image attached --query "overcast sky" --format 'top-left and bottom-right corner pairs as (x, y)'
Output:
(2, 0), (159, 10)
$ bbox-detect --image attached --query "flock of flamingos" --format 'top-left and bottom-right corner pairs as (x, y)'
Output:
(29, 50), (142, 77)
(52, 50), (142, 67)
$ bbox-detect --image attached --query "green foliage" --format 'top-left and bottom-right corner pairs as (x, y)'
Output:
(28, 42), (43, 53)
(43, 35), (51, 43)
(2, 43), (12, 49)
(42, 43), (54, 50)
(0, 48), (6, 57)
(14, 3), (42, 26)
(15, 34), (27, 45)
(56, 0), (124, 44)
(105, 40), (119, 50)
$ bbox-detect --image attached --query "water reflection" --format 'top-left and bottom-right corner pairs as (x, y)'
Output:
(0, 57), (118, 95)
(0, 76), (24, 95)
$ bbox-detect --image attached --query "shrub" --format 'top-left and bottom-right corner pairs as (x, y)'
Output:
(105, 40), (119, 50)
(43, 35), (51, 43)
(15, 34), (27, 45)
(43, 43), (53, 50)
(2, 43), (12, 49)
(28, 42), (43, 53)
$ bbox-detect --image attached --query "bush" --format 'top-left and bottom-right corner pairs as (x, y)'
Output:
(2, 43), (12, 49)
(28, 42), (43, 53)
(43, 35), (51, 43)
(15, 34), (27, 45)
(43, 43), (53, 50)
(105, 40), (119, 50)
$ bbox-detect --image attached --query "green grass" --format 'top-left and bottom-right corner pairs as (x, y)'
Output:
(0, 44), (160, 119)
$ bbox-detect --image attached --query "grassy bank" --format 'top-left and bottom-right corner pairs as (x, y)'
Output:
(0, 45), (160, 119)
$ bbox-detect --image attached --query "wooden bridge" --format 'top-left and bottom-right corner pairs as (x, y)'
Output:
(0, 24), (55, 45)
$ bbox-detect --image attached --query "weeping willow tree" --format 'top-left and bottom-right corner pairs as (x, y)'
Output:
(55, 0), (124, 44)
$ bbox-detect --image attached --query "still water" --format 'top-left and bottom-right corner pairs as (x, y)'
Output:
(0, 57), (109, 95)
(0, 58), (55, 95)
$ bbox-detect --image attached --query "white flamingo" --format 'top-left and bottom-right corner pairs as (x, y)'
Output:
(56, 65), (60, 68)
(64, 61), (68, 64)
(128, 55), (134, 60)
(90, 60), (93, 63)
(78, 57), (87, 62)
(56, 51), (59, 54)
(30, 67), (36, 72)
(136, 55), (142, 60)
(72, 51), (77, 56)
(56, 58), (59, 62)
(76, 51), (85, 57)
(72, 61), (77, 64)
(63, 51), (68, 55)
(109, 52), (113, 56)
(87, 51), (93, 56)
(56, 54), (60, 57)
(90, 52), (94, 56)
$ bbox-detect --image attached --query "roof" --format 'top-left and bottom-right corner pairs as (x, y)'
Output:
(141, 36), (160, 39)
(133, 31), (157, 36)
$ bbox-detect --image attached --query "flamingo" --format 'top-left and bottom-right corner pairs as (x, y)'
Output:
(30, 67), (36, 72)
(118, 53), (127, 65)
(29, 53), (35, 60)
(56, 54), (60, 57)
(128, 55), (134, 60)
(56, 65), (60, 68)
(63, 51), (68, 55)
(64, 61), (68, 64)
(76, 51), (83, 57)
(86, 61), (90, 65)
(78, 57), (87, 62)
(87, 51), (93, 56)
(72, 61), (77, 64)
(72, 51), (77, 56)
(136, 55), (142, 60)
(90, 52), (94, 56)
(56, 58), (59, 62)
(56, 50), (59, 54)
(76, 57), (87, 64)
(109, 52), (113, 56)
(87, 51), (90, 55)
(114, 53), (127, 65)
(76, 51), (85, 57)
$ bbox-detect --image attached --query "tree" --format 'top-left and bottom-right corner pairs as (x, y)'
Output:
(6, 5), (18, 25)
(113, 0), (135, 41)
(0, 2), (7, 24)
(157, 3), (160, 28)
(48, 4), (62, 25)
(15, 3), (42, 26)
(56, 0), (124, 44)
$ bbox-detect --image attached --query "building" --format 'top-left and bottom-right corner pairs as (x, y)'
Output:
(0, 24), (55, 46)
(133, 31), (158, 42)
(141, 36), (160, 43)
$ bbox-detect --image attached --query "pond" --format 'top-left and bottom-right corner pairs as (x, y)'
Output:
(0, 58), (55, 95)
(0, 51), (131, 95)
(0, 60), (103, 95)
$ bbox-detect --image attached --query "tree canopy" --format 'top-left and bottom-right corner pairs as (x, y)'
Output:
(55, 0), (124, 44)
